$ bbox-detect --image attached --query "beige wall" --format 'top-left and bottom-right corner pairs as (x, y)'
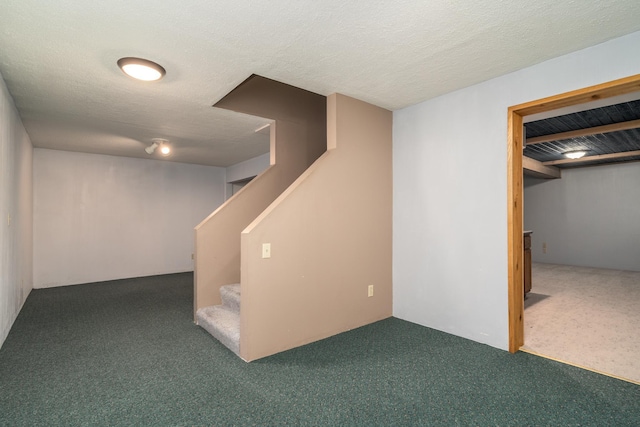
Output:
(194, 76), (326, 315)
(240, 94), (392, 361)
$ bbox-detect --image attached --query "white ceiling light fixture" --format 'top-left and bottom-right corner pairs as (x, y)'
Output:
(144, 138), (171, 156)
(144, 141), (159, 154)
(564, 150), (587, 159)
(117, 57), (166, 81)
(152, 138), (171, 157)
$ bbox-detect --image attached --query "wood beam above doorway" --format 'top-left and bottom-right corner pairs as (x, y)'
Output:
(526, 118), (640, 145)
(523, 156), (561, 179)
(542, 149), (640, 166)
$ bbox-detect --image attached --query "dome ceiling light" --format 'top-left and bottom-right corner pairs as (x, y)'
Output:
(117, 57), (166, 81)
(564, 150), (587, 159)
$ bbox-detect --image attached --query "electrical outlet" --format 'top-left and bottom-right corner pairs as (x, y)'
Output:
(191, 253), (194, 260)
(368, 285), (374, 297)
(542, 242), (547, 254)
(262, 243), (271, 259)
(7, 214), (11, 226)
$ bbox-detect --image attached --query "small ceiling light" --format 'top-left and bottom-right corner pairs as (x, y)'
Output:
(144, 141), (159, 154)
(148, 138), (171, 157)
(564, 150), (587, 159)
(117, 57), (166, 81)
(160, 144), (171, 156)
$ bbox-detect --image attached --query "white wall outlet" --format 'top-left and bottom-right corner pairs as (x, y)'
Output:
(7, 214), (11, 226)
(262, 243), (271, 259)
(368, 285), (374, 297)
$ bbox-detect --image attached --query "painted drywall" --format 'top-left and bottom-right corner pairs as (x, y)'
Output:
(240, 94), (392, 361)
(393, 30), (640, 350)
(524, 163), (640, 271)
(0, 72), (33, 348)
(194, 76), (326, 315)
(193, 75), (327, 317)
(34, 149), (225, 288)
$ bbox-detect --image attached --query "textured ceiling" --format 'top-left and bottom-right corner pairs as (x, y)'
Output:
(1, 1), (640, 166)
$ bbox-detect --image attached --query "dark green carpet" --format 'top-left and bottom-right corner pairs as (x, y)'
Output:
(0, 274), (638, 426)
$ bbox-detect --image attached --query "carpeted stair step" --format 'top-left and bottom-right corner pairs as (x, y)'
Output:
(196, 305), (240, 356)
(220, 283), (241, 313)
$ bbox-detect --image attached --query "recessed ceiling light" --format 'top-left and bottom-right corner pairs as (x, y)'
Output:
(117, 57), (166, 81)
(564, 150), (587, 159)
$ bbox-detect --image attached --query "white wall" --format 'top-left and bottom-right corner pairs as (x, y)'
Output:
(224, 152), (270, 199)
(0, 72), (33, 348)
(225, 152), (270, 184)
(393, 31), (640, 350)
(34, 149), (225, 288)
(524, 163), (640, 272)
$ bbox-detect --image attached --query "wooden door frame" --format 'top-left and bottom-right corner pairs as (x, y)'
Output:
(507, 74), (640, 353)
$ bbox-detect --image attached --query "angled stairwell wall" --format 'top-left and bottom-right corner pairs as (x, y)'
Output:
(194, 76), (326, 316)
(240, 94), (392, 361)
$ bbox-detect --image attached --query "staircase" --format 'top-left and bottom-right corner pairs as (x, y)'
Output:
(196, 284), (241, 356)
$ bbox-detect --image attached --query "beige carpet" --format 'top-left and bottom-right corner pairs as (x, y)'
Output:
(522, 262), (640, 384)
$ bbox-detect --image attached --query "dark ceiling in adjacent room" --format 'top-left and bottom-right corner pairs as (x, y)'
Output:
(524, 100), (640, 168)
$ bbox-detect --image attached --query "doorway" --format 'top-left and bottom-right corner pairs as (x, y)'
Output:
(506, 73), (640, 353)
(227, 176), (256, 200)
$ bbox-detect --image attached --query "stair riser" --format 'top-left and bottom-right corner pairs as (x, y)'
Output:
(196, 284), (241, 357)
(196, 306), (240, 356)
(220, 285), (241, 313)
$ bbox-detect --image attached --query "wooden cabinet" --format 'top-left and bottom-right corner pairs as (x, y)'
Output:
(524, 231), (532, 294)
